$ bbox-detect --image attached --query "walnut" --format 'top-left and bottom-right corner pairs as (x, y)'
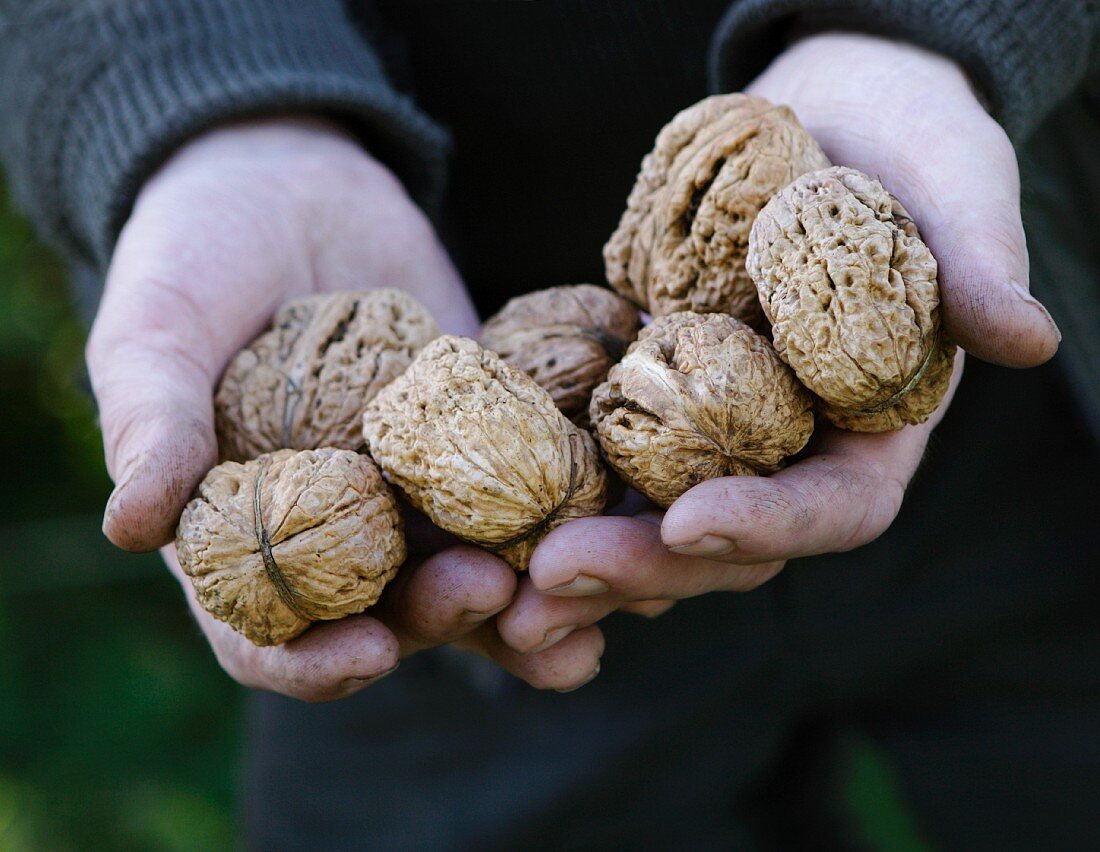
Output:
(747, 166), (957, 432)
(176, 448), (404, 646)
(215, 290), (441, 462)
(590, 312), (814, 508)
(363, 336), (608, 570)
(480, 284), (640, 422)
(604, 93), (830, 327)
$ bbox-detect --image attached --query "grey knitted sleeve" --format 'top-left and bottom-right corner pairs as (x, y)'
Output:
(0, 0), (449, 272)
(708, 0), (1100, 142)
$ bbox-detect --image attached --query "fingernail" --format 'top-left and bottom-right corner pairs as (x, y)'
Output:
(1010, 280), (1062, 342)
(341, 662), (399, 692)
(461, 602), (509, 624)
(1009, 278), (1040, 304)
(556, 662), (601, 694)
(668, 534), (736, 558)
(102, 468), (136, 527)
(530, 625), (575, 654)
(544, 574), (610, 597)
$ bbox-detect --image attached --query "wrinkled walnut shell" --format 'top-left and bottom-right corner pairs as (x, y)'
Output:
(216, 290), (441, 461)
(604, 93), (830, 327)
(481, 284), (640, 422)
(747, 166), (956, 431)
(590, 312), (814, 508)
(176, 448), (405, 646)
(363, 336), (607, 570)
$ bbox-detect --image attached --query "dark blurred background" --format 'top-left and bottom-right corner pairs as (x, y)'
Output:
(0, 184), (240, 850)
(0, 182), (928, 850)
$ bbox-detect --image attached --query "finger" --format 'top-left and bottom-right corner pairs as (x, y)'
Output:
(88, 286), (221, 552)
(892, 143), (1060, 368)
(528, 516), (784, 600)
(817, 104), (1056, 368)
(376, 546), (518, 655)
(497, 575), (619, 654)
(661, 436), (917, 563)
(620, 600), (676, 618)
(234, 616), (402, 702)
(457, 622), (605, 693)
(164, 545), (401, 702)
(662, 355), (964, 563)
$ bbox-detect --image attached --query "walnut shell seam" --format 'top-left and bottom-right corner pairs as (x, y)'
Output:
(251, 454), (318, 623)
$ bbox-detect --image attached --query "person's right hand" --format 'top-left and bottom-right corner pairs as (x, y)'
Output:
(87, 118), (604, 700)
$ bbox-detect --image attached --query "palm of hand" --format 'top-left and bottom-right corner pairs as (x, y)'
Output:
(496, 34), (1060, 658)
(89, 119), (602, 699)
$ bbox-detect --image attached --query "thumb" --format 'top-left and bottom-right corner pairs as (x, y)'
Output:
(87, 278), (221, 553)
(920, 189), (1060, 369)
(756, 32), (1061, 369)
(878, 115), (1060, 368)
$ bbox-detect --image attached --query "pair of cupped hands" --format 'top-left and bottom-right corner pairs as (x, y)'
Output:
(89, 34), (1060, 700)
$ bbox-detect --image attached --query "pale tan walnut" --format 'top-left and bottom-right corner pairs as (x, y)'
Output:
(604, 93), (830, 327)
(747, 166), (957, 432)
(363, 336), (608, 570)
(176, 448), (405, 647)
(589, 312), (814, 508)
(480, 284), (640, 422)
(216, 290), (441, 462)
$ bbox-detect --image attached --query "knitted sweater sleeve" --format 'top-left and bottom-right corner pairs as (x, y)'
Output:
(708, 0), (1100, 143)
(0, 0), (449, 272)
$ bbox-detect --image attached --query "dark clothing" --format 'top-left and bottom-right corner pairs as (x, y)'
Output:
(246, 357), (1100, 852)
(1, 2), (1098, 849)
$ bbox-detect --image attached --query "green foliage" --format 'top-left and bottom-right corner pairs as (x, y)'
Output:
(844, 734), (932, 852)
(0, 187), (242, 849)
(0, 189), (104, 520)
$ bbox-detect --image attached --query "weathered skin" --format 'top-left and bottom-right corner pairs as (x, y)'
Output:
(480, 284), (640, 423)
(215, 290), (441, 461)
(748, 166), (956, 431)
(176, 448), (405, 646)
(604, 93), (831, 327)
(590, 312), (814, 508)
(363, 336), (607, 570)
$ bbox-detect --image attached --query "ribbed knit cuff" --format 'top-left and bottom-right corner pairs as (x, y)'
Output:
(0, 0), (449, 271)
(708, 0), (1099, 143)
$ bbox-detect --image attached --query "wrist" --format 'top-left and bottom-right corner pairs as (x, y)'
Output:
(138, 114), (411, 214)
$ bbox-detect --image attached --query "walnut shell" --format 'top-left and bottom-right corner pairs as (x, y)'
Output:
(176, 448), (405, 646)
(480, 284), (640, 422)
(363, 336), (608, 570)
(604, 93), (831, 327)
(590, 312), (814, 508)
(747, 166), (957, 432)
(215, 290), (441, 462)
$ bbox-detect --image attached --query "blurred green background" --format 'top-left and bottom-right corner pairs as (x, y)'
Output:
(0, 186), (241, 851)
(0, 185), (927, 850)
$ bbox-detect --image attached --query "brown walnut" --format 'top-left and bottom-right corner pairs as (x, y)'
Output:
(363, 336), (608, 570)
(747, 166), (956, 432)
(176, 448), (405, 646)
(604, 93), (830, 327)
(480, 284), (640, 422)
(590, 312), (814, 508)
(216, 290), (441, 462)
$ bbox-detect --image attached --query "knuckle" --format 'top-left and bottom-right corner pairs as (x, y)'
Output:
(742, 480), (815, 535)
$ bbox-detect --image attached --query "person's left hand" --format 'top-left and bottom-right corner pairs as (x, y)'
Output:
(494, 32), (1059, 657)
